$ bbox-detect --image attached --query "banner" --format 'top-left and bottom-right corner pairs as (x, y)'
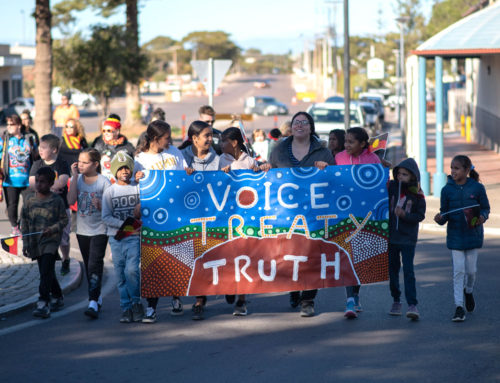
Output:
(140, 165), (389, 297)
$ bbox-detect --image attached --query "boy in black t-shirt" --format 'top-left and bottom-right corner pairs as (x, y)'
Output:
(29, 134), (72, 275)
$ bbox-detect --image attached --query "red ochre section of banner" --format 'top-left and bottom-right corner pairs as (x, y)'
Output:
(140, 222), (388, 297)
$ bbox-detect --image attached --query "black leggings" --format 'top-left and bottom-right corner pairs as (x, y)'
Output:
(37, 252), (62, 303)
(77, 234), (108, 301)
(290, 289), (317, 302)
(3, 186), (26, 227)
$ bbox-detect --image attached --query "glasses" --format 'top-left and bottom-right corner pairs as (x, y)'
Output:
(66, 125), (74, 129)
(6, 123), (17, 126)
(102, 129), (114, 133)
(203, 119), (215, 125)
(292, 120), (310, 127)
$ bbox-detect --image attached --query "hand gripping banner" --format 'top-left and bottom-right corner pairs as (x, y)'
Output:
(139, 165), (390, 297)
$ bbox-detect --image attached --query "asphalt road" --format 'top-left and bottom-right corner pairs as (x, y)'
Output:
(0, 234), (498, 382)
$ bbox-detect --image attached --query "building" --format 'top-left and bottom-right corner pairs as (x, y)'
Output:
(0, 44), (23, 106)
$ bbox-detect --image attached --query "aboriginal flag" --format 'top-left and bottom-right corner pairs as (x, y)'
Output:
(115, 217), (141, 240)
(368, 132), (389, 154)
(1, 236), (18, 255)
(464, 205), (481, 228)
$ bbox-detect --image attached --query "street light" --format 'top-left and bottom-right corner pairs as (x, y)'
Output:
(395, 16), (410, 152)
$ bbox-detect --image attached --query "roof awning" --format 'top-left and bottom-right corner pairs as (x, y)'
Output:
(412, 1), (500, 57)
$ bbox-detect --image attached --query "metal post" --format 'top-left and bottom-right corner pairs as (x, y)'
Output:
(208, 57), (214, 107)
(395, 49), (401, 134)
(343, 0), (350, 131)
(433, 56), (447, 196)
(418, 56), (430, 195)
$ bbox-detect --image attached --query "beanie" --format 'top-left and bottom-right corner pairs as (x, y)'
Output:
(110, 151), (134, 177)
(104, 116), (121, 130)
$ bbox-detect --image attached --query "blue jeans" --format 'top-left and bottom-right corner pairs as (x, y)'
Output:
(388, 243), (418, 305)
(109, 236), (141, 310)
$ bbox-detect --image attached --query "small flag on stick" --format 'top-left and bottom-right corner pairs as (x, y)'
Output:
(115, 217), (141, 240)
(1, 236), (18, 255)
(368, 132), (389, 155)
(463, 205), (481, 228)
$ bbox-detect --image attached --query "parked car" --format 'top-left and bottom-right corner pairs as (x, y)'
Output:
(253, 80), (270, 89)
(0, 97), (35, 124)
(51, 87), (97, 108)
(325, 95), (344, 103)
(306, 102), (363, 141)
(356, 101), (380, 136)
(359, 92), (385, 121)
(244, 96), (288, 116)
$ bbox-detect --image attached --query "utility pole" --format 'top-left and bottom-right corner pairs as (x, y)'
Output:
(343, 0), (350, 131)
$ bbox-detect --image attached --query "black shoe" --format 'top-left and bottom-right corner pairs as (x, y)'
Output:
(33, 301), (50, 319)
(452, 306), (465, 322)
(60, 259), (70, 276)
(192, 304), (204, 320)
(50, 296), (64, 312)
(464, 289), (475, 312)
(131, 302), (145, 322)
(225, 295), (236, 304)
(300, 300), (315, 317)
(289, 291), (301, 308)
(120, 309), (132, 323)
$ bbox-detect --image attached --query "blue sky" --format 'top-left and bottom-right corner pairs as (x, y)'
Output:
(0, 0), (433, 54)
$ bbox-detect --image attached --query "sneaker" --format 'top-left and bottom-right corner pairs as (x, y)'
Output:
(300, 300), (315, 317)
(131, 302), (145, 322)
(406, 305), (420, 320)
(142, 307), (157, 323)
(354, 295), (363, 312)
(233, 300), (248, 316)
(452, 306), (466, 322)
(33, 301), (50, 319)
(289, 292), (301, 308)
(50, 296), (64, 312)
(84, 300), (99, 319)
(225, 295), (236, 305)
(170, 298), (184, 316)
(389, 302), (402, 316)
(120, 309), (132, 323)
(11, 225), (21, 236)
(464, 289), (475, 312)
(60, 259), (70, 276)
(344, 300), (357, 319)
(192, 304), (204, 320)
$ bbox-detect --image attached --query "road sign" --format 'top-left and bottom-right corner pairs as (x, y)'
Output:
(191, 59), (232, 106)
(367, 58), (385, 80)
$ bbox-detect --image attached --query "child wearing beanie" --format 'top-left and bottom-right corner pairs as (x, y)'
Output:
(102, 151), (145, 323)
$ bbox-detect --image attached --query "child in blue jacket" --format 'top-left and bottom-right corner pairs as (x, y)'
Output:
(387, 158), (426, 320)
(434, 155), (490, 322)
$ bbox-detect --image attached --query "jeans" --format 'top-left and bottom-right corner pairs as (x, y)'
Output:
(388, 243), (418, 305)
(451, 249), (478, 307)
(77, 234), (108, 301)
(109, 236), (141, 310)
(37, 252), (62, 303)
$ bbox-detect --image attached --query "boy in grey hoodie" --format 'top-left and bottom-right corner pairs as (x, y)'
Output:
(387, 158), (426, 320)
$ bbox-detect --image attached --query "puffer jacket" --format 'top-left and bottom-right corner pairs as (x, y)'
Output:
(436, 176), (490, 250)
(269, 136), (335, 168)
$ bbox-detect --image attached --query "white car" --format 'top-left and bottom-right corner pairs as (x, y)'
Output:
(306, 102), (363, 141)
(51, 87), (97, 108)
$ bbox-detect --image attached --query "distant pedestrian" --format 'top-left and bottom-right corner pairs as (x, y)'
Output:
(134, 120), (187, 323)
(279, 120), (292, 137)
(387, 158), (426, 320)
(251, 129), (270, 162)
(267, 128), (282, 155)
(328, 129), (345, 157)
(53, 92), (80, 138)
(434, 155), (490, 322)
(102, 151), (144, 323)
(20, 109), (40, 147)
(137, 107), (167, 150)
(22, 167), (68, 319)
(68, 148), (111, 319)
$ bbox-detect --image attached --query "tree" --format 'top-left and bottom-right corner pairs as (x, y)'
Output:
(182, 31), (241, 70)
(34, 0), (53, 135)
(424, 0), (477, 39)
(54, 25), (134, 117)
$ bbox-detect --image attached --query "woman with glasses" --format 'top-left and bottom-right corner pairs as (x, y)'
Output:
(0, 114), (38, 235)
(60, 119), (88, 167)
(268, 111), (335, 317)
(91, 114), (135, 182)
(20, 109), (40, 147)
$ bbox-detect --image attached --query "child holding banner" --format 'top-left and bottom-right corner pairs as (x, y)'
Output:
(102, 151), (144, 323)
(387, 158), (426, 320)
(335, 127), (382, 319)
(135, 120), (187, 323)
(269, 111), (335, 317)
(434, 155), (490, 322)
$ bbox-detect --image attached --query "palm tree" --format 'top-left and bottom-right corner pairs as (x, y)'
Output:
(34, 0), (53, 135)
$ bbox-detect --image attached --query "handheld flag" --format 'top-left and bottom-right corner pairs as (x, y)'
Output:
(368, 132), (389, 155)
(1, 236), (18, 255)
(441, 204), (480, 217)
(115, 217), (141, 240)
(463, 205), (481, 228)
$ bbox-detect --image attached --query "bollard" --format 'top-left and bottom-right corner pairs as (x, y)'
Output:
(273, 115), (278, 129)
(181, 114), (186, 140)
(465, 116), (472, 142)
(460, 114), (465, 136)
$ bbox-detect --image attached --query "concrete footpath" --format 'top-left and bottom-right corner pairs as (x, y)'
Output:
(0, 128), (498, 317)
